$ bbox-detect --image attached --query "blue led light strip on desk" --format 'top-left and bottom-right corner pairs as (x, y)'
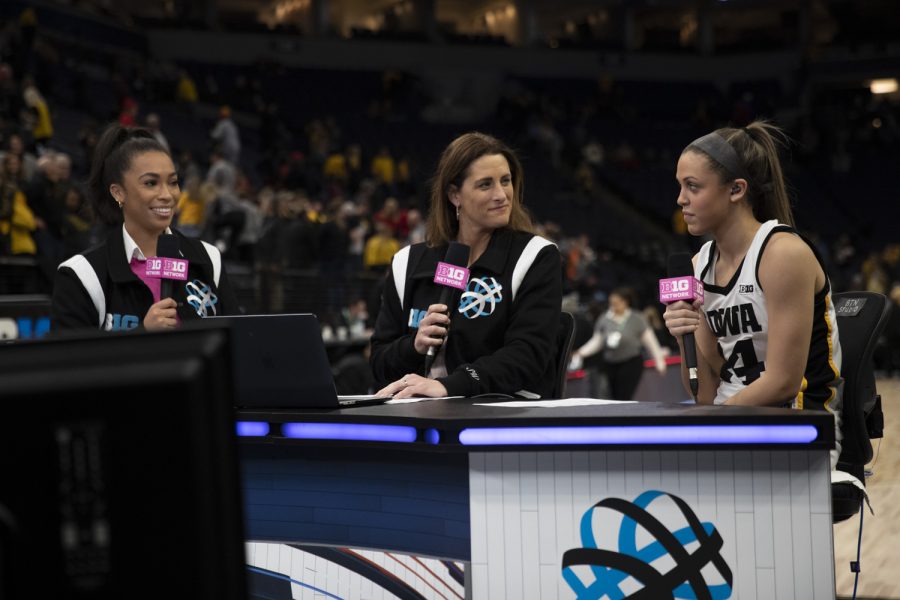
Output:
(281, 422), (418, 443)
(458, 424), (819, 446)
(236, 421), (270, 437)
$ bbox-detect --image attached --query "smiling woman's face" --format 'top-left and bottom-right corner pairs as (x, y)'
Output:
(450, 153), (513, 236)
(113, 150), (180, 239)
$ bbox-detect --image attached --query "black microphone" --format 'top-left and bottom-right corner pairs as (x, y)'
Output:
(665, 252), (702, 398)
(423, 241), (471, 376)
(157, 233), (181, 301)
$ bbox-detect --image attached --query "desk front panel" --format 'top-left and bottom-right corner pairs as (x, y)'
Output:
(470, 448), (833, 600)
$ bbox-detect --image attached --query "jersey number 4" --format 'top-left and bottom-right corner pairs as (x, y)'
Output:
(719, 339), (765, 385)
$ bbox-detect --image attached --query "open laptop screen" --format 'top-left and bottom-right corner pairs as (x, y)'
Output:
(208, 314), (341, 409)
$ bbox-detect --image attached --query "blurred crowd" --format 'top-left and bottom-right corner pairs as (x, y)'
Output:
(2, 5), (899, 374)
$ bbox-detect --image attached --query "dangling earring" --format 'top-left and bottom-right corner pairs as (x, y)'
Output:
(455, 205), (460, 220)
(117, 200), (124, 209)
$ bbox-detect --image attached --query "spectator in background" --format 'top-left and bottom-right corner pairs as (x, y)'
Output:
(234, 176), (263, 263)
(565, 233), (594, 284)
(346, 203), (370, 272)
(373, 196), (407, 238)
(0, 152), (37, 256)
(211, 105), (241, 166)
(341, 297), (371, 340)
(118, 97), (139, 127)
(26, 152), (70, 285)
(204, 179), (245, 258)
(395, 154), (414, 197)
(405, 207), (425, 245)
(22, 83), (53, 152)
(0, 63), (24, 123)
(145, 113), (169, 152)
(319, 200), (352, 325)
(174, 176), (211, 238)
(363, 219), (399, 272)
(177, 148), (201, 183)
(255, 189), (288, 313)
(60, 184), (93, 259)
(206, 145), (236, 194)
(77, 123), (99, 175)
(175, 69), (198, 110)
(323, 146), (348, 185)
(370, 146), (395, 188)
(283, 193), (319, 269)
(345, 143), (363, 192)
(0, 133), (37, 181)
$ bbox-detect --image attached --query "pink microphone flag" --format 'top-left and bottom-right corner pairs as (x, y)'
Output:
(659, 276), (704, 304)
(145, 257), (189, 281)
(433, 261), (469, 290)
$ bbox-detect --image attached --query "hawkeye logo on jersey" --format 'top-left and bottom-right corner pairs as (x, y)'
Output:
(706, 303), (762, 337)
(739, 284), (755, 294)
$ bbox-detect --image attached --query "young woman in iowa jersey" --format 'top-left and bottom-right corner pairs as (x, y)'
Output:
(663, 121), (842, 430)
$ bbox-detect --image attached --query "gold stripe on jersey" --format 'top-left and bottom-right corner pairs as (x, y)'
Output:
(795, 377), (807, 410)
(822, 294), (841, 413)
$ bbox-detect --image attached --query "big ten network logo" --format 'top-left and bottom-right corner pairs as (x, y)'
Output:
(659, 277), (704, 304)
(0, 316), (51, 340)
(433, 261), (469, 290)
(145, 257), (189, 280)
(562, 490), (733, 600)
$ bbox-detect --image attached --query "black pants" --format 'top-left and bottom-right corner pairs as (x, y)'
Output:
(605, 355), (644, 400)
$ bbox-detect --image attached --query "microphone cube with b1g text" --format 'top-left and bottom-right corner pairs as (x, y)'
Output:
(659, 276), (704, 304)
(146, 257), (189, 281)
(433, 262), (470, 291)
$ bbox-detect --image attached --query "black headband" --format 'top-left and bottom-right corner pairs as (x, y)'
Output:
(685, 132), (750, 184)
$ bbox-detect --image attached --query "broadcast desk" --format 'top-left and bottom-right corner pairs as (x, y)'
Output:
(237, 399), (836, 600)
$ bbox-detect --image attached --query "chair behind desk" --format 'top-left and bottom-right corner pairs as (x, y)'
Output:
(831, 291), (892, 523)
(553, 311), (576, 399)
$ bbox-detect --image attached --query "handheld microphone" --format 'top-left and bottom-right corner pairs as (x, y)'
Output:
(662, 253), (704, 398)
(148, 234), (188, 301)
(423, 241), (470, 375)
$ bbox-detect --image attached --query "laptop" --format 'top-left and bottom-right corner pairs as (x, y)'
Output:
(208, 313), (389, 409)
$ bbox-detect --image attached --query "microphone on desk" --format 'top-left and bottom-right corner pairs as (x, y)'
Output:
(660, 252), (704, 399)
(423, 241), (471, 376)
(148, 233), (189, 302)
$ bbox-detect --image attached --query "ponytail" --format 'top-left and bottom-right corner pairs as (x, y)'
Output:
(87, 123), (169, 225)
(685, 120), (795, 227)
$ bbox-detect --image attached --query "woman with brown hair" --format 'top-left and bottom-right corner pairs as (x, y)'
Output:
(664, 120), (842, 463)
(370, 132), (562, 399)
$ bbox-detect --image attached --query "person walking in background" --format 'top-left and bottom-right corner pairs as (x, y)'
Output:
(571, 287), (667, 400)
(211, 105), (241, 166)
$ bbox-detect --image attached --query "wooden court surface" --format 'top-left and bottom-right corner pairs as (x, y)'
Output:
(834, 378), (900, 599)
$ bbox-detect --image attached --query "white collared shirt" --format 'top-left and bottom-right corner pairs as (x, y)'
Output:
(122, 225), (172, 262)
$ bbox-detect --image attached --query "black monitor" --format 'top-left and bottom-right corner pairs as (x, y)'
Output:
(0, 325), (247, 600)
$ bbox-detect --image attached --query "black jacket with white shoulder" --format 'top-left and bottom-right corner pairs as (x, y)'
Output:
(51, 227), (238, 331)
(370, 228), (563, 398)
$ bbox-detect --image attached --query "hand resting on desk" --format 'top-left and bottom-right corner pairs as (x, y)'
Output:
(377, 373), (449, 399)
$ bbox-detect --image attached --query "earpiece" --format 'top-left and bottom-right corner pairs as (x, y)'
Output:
(731, 185), (741, 194)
